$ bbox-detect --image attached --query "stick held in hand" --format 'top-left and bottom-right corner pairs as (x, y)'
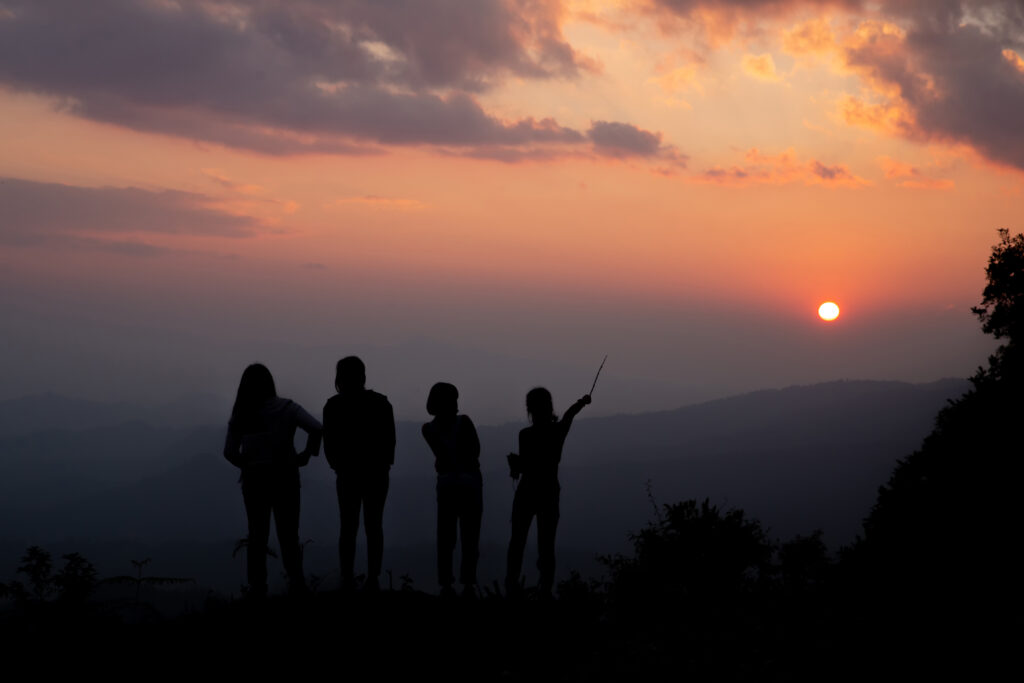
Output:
(589, 355), (607, 396)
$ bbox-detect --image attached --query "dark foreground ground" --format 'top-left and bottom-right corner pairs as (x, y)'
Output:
(2, 581), (1013, 681)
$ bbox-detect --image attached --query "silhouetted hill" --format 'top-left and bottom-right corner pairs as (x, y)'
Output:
(0, 392), (225, 437)
(0, 379), (969, 592)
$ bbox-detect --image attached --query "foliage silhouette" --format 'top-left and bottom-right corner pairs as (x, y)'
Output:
(104, 558), (195, 608)
(0, 547), (99, 605)
(52, 552), (99, 604)
(16, 546), (54, 601)
(840, 230), (1024, 674)
(971, 228), (1024, 344)
(778, 530), (831, 597)
(601, 498), (774, 610)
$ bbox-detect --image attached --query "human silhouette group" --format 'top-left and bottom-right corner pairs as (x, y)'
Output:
(224, 357), (591, 599)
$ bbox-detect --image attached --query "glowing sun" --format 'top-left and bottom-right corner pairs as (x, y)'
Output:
(818, 302), (840, 321)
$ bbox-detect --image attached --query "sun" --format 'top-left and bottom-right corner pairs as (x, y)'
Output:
(818, 301), (840, 321)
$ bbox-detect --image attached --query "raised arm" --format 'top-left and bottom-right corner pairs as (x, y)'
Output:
(560, 394), (592, 430)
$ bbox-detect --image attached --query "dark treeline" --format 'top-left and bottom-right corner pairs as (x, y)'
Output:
(1, 231), (1021, 679)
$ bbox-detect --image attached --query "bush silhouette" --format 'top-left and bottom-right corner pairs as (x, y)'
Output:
(602, 498), (773, 608)
(0, 546), (98, 606)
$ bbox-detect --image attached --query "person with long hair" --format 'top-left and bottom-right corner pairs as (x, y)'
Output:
(224, 363), (322, 597)
(505, 388), (591, 597)
(421, 382), (482, 598)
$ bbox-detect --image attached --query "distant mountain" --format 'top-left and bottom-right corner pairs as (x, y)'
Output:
(0, 392), (227, 437)
(545, 378), (971, 556)
(0, 379), (970, 591)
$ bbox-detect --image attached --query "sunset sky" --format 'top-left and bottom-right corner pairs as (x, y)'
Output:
(1, 0), (1021, 422)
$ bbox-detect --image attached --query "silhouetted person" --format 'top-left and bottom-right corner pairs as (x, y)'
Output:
(505, 388), (591, 597)
(223, 363), (322, 597)
(421, 382), (482, 598)
(323, 356), (395, 592)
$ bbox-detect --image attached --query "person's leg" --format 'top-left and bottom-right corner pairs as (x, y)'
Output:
(535, 486), (561, 596)
(459, 473), (483, 588)
(242, 476), (272, 596)
(273, 471), (305, 593)
(436, 476), (457, 590)
(336, 475), (361, 589)
(363, 467), (390, 583)
(505, 487), (534, 594)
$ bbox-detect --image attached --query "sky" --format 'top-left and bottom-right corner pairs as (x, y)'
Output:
(1, 0), (1021, 423)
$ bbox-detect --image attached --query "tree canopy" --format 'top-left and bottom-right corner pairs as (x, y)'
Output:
(854, 229), (1024, 608)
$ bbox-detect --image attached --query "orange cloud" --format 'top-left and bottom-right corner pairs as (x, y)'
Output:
(781, 17), (836, 55)
(1004, 49), (1024, 75)
(877, 156), (954, 190)
(650, 61), (702, 94)
(641, 0), (865, 49)
(837, 94), (915, 135)
(741, 53), (783, 82)
(696, 147), (870, 187)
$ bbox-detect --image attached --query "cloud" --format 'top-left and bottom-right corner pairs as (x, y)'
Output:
(1005, 49), (1024, 74)
(644, 0), (864, 45)
(0, 0), (618, 158)
(877, 156), (954, 190)
(782, 17), (837, 55)
(587, 120), (689, 166)
(836, 2), (1024, 172)
(201, 169), (265, 196)
(0, 176), (260, 253)
(741, 53), (783, 81)
(697, 147), (869, 186)
(638, 1), (1024, 172)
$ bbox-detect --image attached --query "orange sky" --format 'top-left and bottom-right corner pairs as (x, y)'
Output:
(1, 0), (1019, 420)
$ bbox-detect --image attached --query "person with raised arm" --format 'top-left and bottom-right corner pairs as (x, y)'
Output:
(505, 388), (591, 598)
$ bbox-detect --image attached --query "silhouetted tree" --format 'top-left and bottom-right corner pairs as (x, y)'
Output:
(53, 552), (98, 604)
(852, 229), (1024, 617)
(1, 547), (98, 606)
(778, 530), (831, 597)
(972, 229), (1024, 348)
(16, 546), (54, 601)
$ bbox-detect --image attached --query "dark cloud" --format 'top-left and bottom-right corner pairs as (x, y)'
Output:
(0, 177), (259, 250)
(702, 167), (750, 181)
(320, 0), (594, 89)
(843, 0), (1024, 171)
(811, 161), (854, 181)
(0, 0), (603, 155)
(588, 121), (663, 157)
(587, 121), (688, 167)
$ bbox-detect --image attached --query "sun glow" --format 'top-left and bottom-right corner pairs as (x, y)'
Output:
(818, 301), (840, 321)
